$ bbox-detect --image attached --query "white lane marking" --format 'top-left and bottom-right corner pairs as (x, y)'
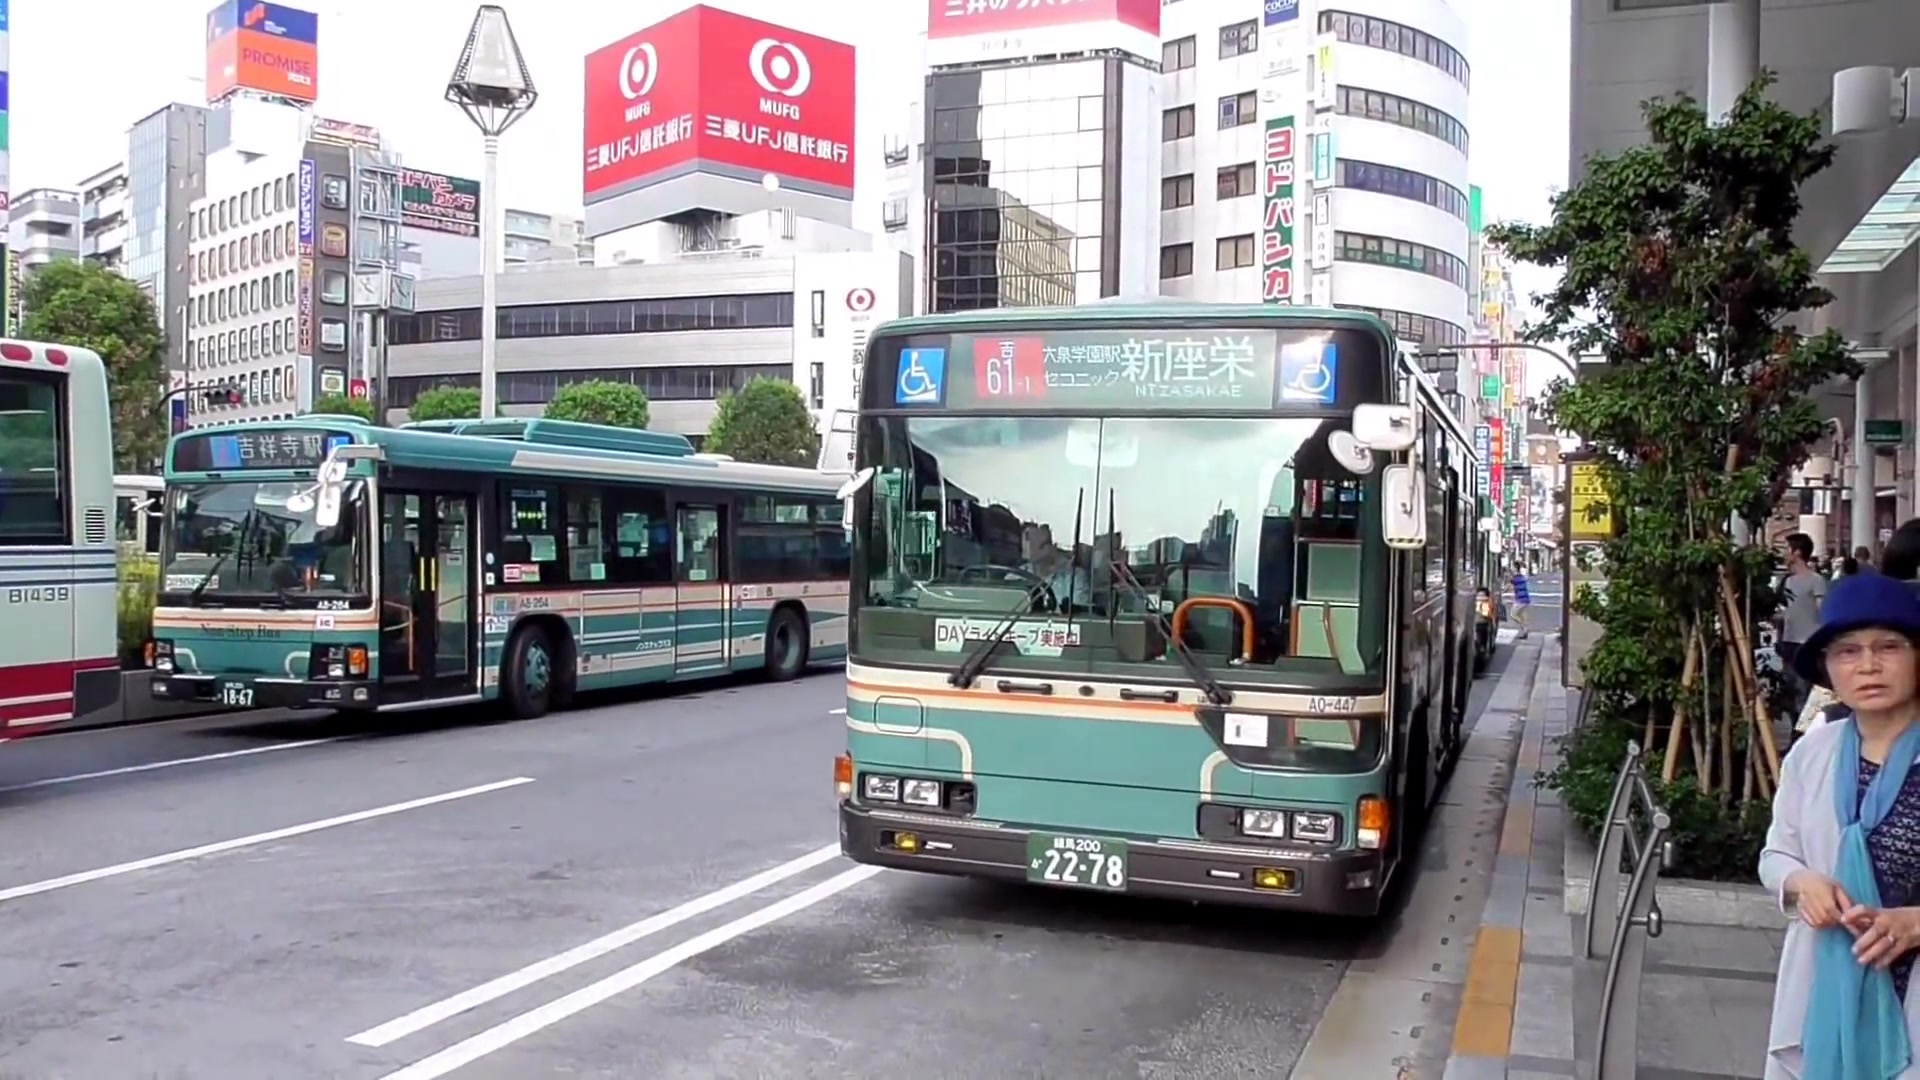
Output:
(0, 739), (336, 792)
(829, 707), (845, 715)
(0, 777), (536, 904)
(377, 865), (881, 1080)
(347, 842), (846, 1047)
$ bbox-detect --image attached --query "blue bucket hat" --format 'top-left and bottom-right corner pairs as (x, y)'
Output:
(1792, 571), (1920, 688)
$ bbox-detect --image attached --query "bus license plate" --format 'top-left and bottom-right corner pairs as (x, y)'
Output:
(218, 681), (254, 708)
(1025, 833), (1127, 891)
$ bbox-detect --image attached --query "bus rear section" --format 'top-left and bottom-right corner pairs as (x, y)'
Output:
(0, 340), (122, 739)
(834, 312), (1434, 914)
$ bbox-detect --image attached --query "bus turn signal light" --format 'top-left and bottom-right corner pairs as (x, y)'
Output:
(834, 754), (853, 799)
(345, 646), (368, 676)
(1357, 795), (1388, 850)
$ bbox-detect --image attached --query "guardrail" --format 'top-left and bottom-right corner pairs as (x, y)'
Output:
(1578, 740), (1674, 1079)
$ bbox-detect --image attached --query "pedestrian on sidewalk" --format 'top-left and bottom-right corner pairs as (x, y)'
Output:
(1760, 571), (1920, 1079)
(1508, 570), (1531, 639)
(1779, 533), (1830, 719)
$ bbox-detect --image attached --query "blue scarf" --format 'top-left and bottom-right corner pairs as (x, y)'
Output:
(1803, 717), (1920, 1079)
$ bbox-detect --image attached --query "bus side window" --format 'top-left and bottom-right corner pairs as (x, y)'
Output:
(115, 496), (140, 546)
(145, 501), (164, 555)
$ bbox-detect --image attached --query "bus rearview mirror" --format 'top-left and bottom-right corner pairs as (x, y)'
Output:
(1382, 464), (1426, 549)
(836, 467), (875, 500)
(1352, 403), (1416, 452)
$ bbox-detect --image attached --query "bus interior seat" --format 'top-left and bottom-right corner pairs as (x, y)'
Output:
(1292, 541), (1361, 670)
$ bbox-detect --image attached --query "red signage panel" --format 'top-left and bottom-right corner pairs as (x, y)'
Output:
(582, 9), (703, 200)
(927, 0), (1159, 40)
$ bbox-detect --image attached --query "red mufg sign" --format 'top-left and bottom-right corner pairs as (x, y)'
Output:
(926, 0), (1158, 40)
(583, 6), (856, 202)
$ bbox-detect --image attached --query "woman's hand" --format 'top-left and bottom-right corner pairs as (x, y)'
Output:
(1787, 869), (1853, 928)
(1846, 905), (1920, 969)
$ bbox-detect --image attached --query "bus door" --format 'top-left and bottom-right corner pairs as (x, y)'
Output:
(378, 492), (477, 701)
(672, 503), (730, 675)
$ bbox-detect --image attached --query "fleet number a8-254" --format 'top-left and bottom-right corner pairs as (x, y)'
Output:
(7, 586), (71, 604)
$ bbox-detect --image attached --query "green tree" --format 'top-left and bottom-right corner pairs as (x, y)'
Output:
(1505, 74), (1858, 880)
(704, 377), (817, 466)
(544, 380), (650, 428)
(310, 393), (375, 422)
(408, 386), (481, 423)
(20, 260), (167, 471)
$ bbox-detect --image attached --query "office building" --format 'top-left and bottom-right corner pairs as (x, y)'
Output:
(9, 189), (83, 271)
(78, 164), (131, 274)
(127, 103), (210, 389)
(1158, 2), (1471, 347)
(505, 209), (595, 268)
(384, 250), (911, 439)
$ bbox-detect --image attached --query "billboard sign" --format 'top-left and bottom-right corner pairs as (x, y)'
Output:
(1474, 424), (1491, 497)
(1261, 118), (1297, 304)
(583, 7), (855, 207)
(297, 159), (315, 358)
(205, 1), (319, 103)
(926, 0), (1158, 62)
(1489, 419), (1506, 505)
(1264, 0), (1299, 25)
(398, 169), (481, 237)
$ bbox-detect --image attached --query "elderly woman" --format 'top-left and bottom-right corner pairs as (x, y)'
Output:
(1761, 570), (1920, 1077)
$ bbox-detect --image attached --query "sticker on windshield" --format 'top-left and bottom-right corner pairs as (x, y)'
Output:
(896, 347), (946, 405)
(934, 617), (1080, 657)
(165, 574), (210, 591)
(1279, 340), (1337, 404)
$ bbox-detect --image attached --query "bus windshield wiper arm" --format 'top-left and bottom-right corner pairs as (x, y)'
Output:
(1108, 559), (1233, 706)
(948, 583), (1048, 689)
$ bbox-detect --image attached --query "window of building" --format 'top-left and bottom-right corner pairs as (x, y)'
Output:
(1320, 10), (1469, 88)
(1218, 19), (1257, 58)
(321, 270), (348, 306)
(1162, 105), (1195, 142)
(1215, 234), (1256, 270)
(0, 371), (65, 543)
(1335, 159), (1470, 220)
(387, 293), (798, 346)
(1334, 85), (1469, 155)
(1216, 162), (1257, 200)
(386, 364), (791, 410)
(1159, 243), (1194, 279)
(1337, 305), (1470, 348)
(1161, 174), (1195, 210)
(1218, 91), (1257, 130)
(1162, 35), (1196, 71)
(1334, 231), (1469, 290)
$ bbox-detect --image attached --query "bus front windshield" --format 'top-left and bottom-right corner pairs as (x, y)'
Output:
(161, 480), (368, 603)
(851, 414), (1388, 692)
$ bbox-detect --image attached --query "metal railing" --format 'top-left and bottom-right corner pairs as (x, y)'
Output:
(1579, 740), (1675, 1080)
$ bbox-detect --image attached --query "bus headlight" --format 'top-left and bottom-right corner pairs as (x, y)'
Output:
(862, 774), (900, 801)
(152, 640), (174, 673)
(901, 779), (941, 807)
(1290, 812), (1338, 843)
(1239, 808), (1288, 838)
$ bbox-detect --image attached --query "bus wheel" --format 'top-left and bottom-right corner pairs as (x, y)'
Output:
(504, 624), (555, 719)
(764, 607), (809, 681)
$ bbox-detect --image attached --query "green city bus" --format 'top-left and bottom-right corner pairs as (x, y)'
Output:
(150, 416), (847, 717)
(832, 303), (1486, 914)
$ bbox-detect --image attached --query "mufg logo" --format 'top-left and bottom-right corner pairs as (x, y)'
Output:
(750, 39), (811, 122)
(896, 348), (946, 405)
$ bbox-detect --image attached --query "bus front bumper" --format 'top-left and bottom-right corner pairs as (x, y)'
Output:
(839, 803), (1386, 914)
(149, 674), (380, 710)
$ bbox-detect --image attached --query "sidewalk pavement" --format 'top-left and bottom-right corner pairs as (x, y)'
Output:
(1440, 636), (1774, 1080)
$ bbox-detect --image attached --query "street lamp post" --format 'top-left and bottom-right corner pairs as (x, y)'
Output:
(446, 5), (537, 420)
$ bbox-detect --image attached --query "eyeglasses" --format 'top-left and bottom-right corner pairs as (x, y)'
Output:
(1828, 638), (1916, 667)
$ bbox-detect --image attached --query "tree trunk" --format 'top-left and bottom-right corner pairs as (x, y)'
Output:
(1717, 566), (1782, 787)
(1663, 626), (1699, 784)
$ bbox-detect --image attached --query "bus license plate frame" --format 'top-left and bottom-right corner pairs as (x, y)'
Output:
(1025, 833), (1128, 891)
(218, 680), (255, 708)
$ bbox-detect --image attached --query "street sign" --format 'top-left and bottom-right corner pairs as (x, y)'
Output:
(1866, 419), (1904, 446)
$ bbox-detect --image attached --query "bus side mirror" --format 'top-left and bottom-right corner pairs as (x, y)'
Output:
(1382, 464), (1426, 549)
(313, 459), (348, 528)
(1352, 403), (1416, 452)
(836, 467), (875, 500)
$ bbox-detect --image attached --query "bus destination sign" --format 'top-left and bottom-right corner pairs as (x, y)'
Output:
(173, 429), (354, 471)
(891, 329), (1354, 411)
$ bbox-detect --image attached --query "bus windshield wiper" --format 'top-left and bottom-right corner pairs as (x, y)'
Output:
(1104, 489), (1232, 706)
(948, 581), (1048, 689)
(189, 511), (250, 604)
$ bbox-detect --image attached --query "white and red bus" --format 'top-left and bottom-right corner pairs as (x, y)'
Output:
(0, 339), (119, 740)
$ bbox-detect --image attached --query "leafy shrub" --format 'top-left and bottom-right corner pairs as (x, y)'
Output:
(117, 547), (158, 665)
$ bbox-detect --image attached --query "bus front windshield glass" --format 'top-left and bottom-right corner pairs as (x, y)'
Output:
(161, 480), (369, 602)
(851, 414), (1389, 694)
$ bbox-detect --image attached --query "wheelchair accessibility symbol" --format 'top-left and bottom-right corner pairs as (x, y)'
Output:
(895, 347), (946, 405)
(1279, 341), (1337, 404)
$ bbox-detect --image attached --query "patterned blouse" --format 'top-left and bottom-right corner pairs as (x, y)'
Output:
(1858, 756), (1920, 999)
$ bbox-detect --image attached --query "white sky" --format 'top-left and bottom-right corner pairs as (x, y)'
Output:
(9, 0), (1570, 392)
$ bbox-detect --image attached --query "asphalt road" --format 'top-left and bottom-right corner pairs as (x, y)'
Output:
(0, 647), (1520, 1079)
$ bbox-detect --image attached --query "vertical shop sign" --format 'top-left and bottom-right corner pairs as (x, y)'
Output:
(1262, 117), (1297, 305)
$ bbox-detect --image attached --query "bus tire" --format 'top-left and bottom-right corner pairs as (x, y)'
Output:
(503, 623), (556, 719)
(763, 606), (809, 681)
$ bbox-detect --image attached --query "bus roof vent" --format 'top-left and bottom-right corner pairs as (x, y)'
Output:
(690, 452), (735, 461)
(396, 418), (696, 457)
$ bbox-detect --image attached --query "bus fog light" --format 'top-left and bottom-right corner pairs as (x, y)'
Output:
(901, 779), (941, 806)
(863, 775), (900, 801)
(327, 663), (346, 678)
(155, 657), (174, 673)
(1291, 812), (1337, 842)
(1240, 808), (1287, 838)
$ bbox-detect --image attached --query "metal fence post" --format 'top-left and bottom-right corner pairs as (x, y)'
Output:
(1580, 740), (1639, 960)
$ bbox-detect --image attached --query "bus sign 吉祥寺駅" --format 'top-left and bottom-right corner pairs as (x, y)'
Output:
(172, 428), (353, 471)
